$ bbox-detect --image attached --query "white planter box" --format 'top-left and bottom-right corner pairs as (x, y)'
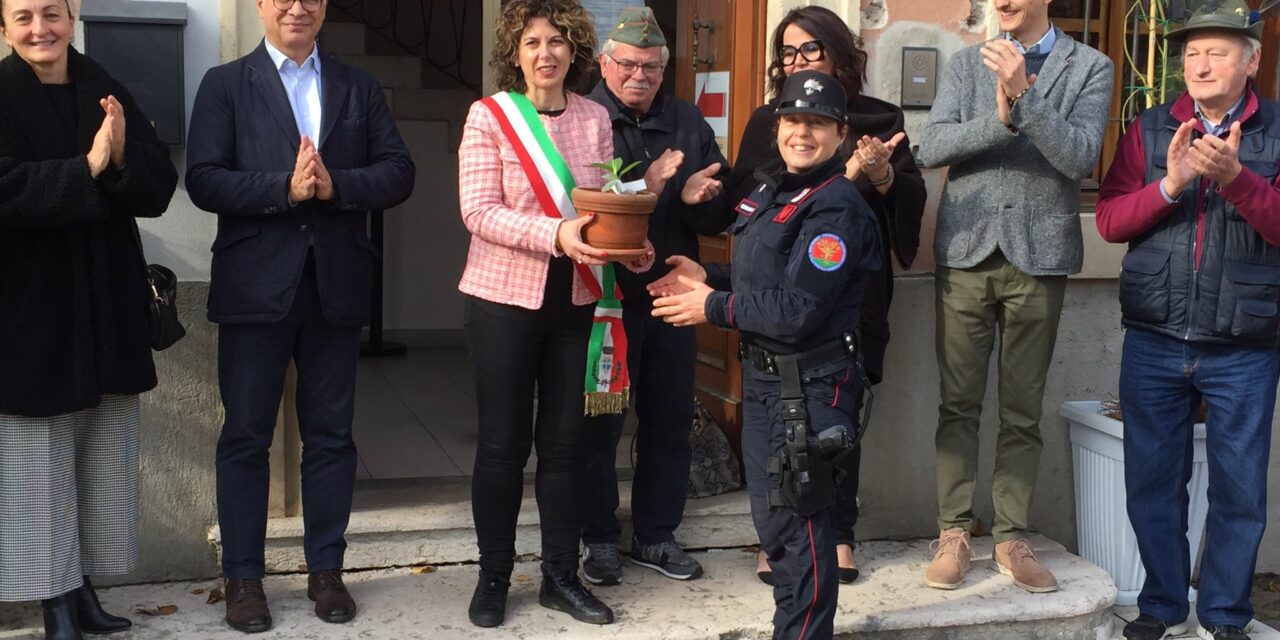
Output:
(1060, 400), (1209, 606)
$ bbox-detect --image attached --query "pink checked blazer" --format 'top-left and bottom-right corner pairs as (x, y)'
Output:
(457, 92), (612, 309)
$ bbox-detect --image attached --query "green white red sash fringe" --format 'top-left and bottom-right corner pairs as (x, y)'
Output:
(479, 91), (630, 415)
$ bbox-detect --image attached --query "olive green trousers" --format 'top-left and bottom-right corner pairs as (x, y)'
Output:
(934, 252), (1066, 543)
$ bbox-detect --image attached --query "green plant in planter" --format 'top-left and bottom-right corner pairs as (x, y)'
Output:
(591, 157), (643, 194)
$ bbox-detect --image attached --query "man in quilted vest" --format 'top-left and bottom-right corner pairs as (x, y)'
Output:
(1096, 2), (1280, 639)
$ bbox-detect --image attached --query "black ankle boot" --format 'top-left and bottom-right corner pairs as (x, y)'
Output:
(73, 577), (131, 634)
(41, 594), (84, 640)
(538, 565), (613, 625)
(467, 569), (509, 628)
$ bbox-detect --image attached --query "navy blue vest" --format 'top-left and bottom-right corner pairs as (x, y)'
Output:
(1119, 95), (1280, 347)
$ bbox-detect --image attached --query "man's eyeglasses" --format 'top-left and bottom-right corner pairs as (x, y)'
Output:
(780, 40), (825, 66)
(272, 0), (323, 12)
(607, 54), (664, 77)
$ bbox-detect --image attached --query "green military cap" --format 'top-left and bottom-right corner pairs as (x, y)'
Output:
(608, 6), (667, 48)
(1166, 0), (1264, 42)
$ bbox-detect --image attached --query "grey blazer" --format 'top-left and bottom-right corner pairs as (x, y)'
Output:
(919, 29), (1113, 276)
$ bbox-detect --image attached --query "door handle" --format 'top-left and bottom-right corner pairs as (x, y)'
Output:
(691, 15), (716, 69)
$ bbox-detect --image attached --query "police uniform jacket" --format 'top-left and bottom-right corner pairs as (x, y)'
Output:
(706, 154), (881, 362)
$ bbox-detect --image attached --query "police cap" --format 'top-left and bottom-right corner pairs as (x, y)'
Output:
(775, 70), (847, 123)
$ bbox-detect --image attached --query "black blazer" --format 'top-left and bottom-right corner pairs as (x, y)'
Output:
(186, 42), (415, 328)
(0, 49), (177, 417)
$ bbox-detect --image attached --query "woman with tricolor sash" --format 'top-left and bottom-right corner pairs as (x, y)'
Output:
(650, 70), (881, 640)
(455, 0), (651, 629)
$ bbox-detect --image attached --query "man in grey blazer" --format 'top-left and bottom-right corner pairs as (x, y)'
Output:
(917, 0), (1112, 593)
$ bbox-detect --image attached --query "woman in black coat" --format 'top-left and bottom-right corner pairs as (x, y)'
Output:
(0, 0), (177, 637)
(727, 5), (927, 585)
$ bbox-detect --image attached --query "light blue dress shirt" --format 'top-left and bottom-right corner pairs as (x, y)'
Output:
(1006, 23), (1057, 56)
(264, 39), (323, 145)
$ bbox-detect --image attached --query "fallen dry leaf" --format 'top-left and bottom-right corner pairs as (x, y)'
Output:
(206, 587), (224, 605)
(513, 574), (532, 583)
(134, 604), (179, 616)
(191, 588), (204, 595)
(410, 565), (437, 575)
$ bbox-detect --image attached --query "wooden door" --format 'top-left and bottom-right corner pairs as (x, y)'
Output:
(672, 0), (767, 461)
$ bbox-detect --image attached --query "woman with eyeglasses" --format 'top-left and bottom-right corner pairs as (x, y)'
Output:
(0, 0), (178, 637)
(727, 4), (927, 587)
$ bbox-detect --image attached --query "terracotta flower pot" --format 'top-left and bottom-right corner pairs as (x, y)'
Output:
(570, 188), (658, 254)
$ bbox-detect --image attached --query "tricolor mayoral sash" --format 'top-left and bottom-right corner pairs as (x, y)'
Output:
(479, 91), (630, 415)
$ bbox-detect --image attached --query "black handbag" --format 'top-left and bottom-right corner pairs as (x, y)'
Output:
(133, 225), (185, 350)
(145, 263), (185, 350)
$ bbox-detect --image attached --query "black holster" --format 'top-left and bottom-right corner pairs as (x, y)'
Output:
(764, 351), (854, 516)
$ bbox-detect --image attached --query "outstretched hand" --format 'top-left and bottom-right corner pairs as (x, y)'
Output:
(651, 275), (712, 326)
(647, 255), (707, 297)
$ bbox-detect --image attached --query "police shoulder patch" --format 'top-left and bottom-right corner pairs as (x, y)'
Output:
(808, 233), (847, 272)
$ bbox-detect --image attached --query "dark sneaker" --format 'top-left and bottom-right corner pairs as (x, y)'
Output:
(539, 567), (614, 625)
(582, 543), (622, 586)
(468, 569), (509, 628)
(1198, 625), (1251, 640)
(471, 568), (509, 627)
(1123, 614), (1188, 640)
(629, 539), (703, 580)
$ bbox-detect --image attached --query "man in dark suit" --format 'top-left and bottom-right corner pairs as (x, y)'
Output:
(185, 0), (414, 632)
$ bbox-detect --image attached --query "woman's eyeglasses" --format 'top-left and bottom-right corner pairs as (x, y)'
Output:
(272, 0), (323, 12)
(780, 40), (825, 66)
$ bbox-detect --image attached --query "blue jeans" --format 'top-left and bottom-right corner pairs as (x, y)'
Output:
(1120, 328), (1280, 628)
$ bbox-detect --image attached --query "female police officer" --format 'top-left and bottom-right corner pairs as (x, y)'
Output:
(649, 69), (880, 639)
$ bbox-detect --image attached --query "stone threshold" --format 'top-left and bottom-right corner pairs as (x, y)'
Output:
(4, 536), (1124, 639)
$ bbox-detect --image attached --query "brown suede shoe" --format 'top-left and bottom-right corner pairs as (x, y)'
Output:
(308, 570), (357, 623)
(994, 538), (1058, 593)
(224, 578), (272, 634)
(924, 528), (972, 590)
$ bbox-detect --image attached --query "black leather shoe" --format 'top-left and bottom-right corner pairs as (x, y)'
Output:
(224, 578), (272, 634)
(538, 566), (613, 625)
(73, 576), (131, 634)
(467, 569), (510, 628)
(41, 594), (84, 640)
(307, 571), (357, 623)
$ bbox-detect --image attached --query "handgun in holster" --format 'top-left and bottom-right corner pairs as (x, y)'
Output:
(765, 352), (855, 516)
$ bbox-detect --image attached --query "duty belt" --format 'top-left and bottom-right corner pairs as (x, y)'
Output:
(738, 334), (856, 376)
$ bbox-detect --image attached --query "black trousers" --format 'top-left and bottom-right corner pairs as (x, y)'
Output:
(464, 259), (600, 577)
(743, 363), (859, 640)
(216, 257), (361, 578)
(583, 308), (696, 546)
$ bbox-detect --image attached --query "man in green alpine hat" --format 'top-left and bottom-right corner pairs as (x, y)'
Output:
(579, 5), (732, 587)
(1096, 1), (1276, 639)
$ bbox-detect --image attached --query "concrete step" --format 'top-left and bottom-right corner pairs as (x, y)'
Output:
(331, 54), (422, 89)
(319, 21), (365, 55)
(208, 478), (758, 573)
(1, 536), (1126, 639)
